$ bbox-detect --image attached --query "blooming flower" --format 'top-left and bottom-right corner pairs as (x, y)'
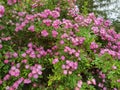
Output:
(24, 79), (31, 84)
(43, 19), (52, 26)
(21, 53), (27, 57)
(63, 70), (67, 75)
(52, 58), (59, 64)
(61, 56), (65, 60)
(52, 19), (61, 29)
(50, 10), (60, 18)
(0, 5), (5, 18)
(52, 30), (58, 38)
(90, 42), (98, 51)
(28, 25), (35, 32)
(4, 59), (9, 64)
(0, 80), (3, 85)
(9, 66), (20, 77)
(7, 0), (17, 5)
(41, 30), (49, 37)
(77, 80), (82, 88)
(13, 52), (18, 58)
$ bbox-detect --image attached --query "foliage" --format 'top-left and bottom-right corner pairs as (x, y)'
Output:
(0, 0), (120, 90)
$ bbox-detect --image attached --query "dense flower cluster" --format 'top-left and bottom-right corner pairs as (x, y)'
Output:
(9, 65), (20, 77)
(0, 0), (120, 90)
(7, 0), (18, 5)
(62, 60), (78, 75)
(28, 64), (42, 79)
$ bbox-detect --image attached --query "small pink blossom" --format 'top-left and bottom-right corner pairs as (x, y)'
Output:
(7, 0), (17, 5)
(52, 58), (59, 64)
(0, 5), (5, 18)
(4, 59), (9, 64)
(104, 20), (111, 27)
(117, 79), (120, 82)
(28, 25), (35, 32)
(75, 52), (80, 57)
(13, 52), (18, 58)
(43, 19), (52, 26)
(75, 87), (80, 90)
(33, 83), (37, 87)
(77, 80), (82, 88)
(60, 40), (64, 44)
(22, 59), (27, 64)
(13, 82), (19, 89)
(33, 74), (38, 79)
(61, 56), (65, 60)
(63, 70), (67, 75)
(25, 65), (30, 69)
(21, 53), (27, 57)
(112, 65), (117, 70)
(91, 78), (96, 85)
(28, 73), (33, 78)
(52, 30), (58, 38)
(50, 11), (60, 18)
(3, 74), (10, 81)
(24, 79), (31, 84)
(87, 80), (92, 85)
(41, 30), (49, 37)
(0, 80), (3, 85)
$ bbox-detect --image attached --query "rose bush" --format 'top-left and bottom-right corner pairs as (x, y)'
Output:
(0, 0), (120, 90)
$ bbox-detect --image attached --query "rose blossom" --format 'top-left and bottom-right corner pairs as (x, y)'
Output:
(0, 5), (5, 18)
(41, 30), (49, 37)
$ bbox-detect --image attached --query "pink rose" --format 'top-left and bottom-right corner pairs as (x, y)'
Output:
(0, 5), (5, 18)
(52, 30), (58, 38)
(7, 0), (17, 5)
(41, 30), (49, 37)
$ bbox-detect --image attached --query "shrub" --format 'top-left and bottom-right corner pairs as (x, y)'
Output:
(0, 0), (120, 90)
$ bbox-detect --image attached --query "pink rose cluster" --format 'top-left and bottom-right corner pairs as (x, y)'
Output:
(52, 58), (59, 64)
(41, 30), (49, 37)
(90, 42), (99, 52)
(9, 65), (20, 77)
(52, 30), (58, 38)
(1, 36), (11, 41)
(43, 19), (52, 26)
(7, 77), (24, 90)
(52, 19), (62, 29)
(7, 0), (19, 5)
(82, 14), (120, 59)
(28, 25), (35, 32)
(31, 0), (44, 8)
(25, 43), (47, 58)
(28, 64), (42, 79)
(87, 79), (96, 85)
(64, 46), (80, 58)
(41, 29), (58, 38)
(74, 14), (93, 26)
(15, 9), (60, 32)
(40, 9), (60, 19)
(0, 5), (5, 18)
(62, 19), (73, 29)
(62, 60), (78, 75)
(86, 69), (110, 90)
(0, 64), (21, 87)
(70, 36), (85, 46)
(70, 11), (120, 60)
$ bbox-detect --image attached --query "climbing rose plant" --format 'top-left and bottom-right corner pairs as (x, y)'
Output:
(0, 0), (120, 90)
